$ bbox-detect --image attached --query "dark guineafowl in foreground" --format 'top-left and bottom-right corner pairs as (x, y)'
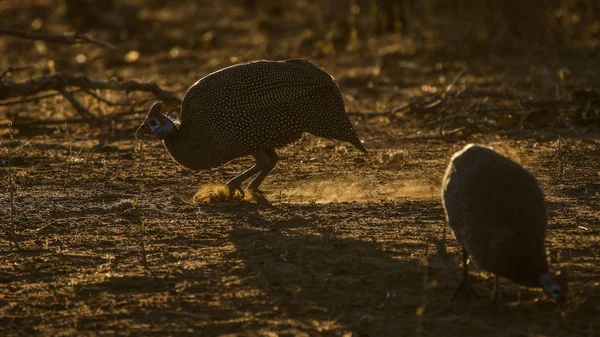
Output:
(136, 59), (366, 195)
(442, 144), (567, 303)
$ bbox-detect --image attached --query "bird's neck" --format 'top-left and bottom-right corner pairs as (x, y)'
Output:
(162, 126), (184, 160)
(161, 115), (179, 140)
(539, 271), (553, 287)
(162, 125), (220, 170)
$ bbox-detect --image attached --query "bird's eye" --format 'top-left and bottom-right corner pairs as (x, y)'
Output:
(148, 118), (159, 128)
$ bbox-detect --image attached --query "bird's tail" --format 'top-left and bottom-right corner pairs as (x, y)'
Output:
(353, 139), (368, 154)
(348, 135), (367, 154)
(333, 119), (368, 154)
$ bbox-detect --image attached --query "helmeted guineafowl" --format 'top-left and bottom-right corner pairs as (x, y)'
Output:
(136, 59), (367, 195)
(441, 144), (567, 303)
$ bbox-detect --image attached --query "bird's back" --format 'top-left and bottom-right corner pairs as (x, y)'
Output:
(442, 144), (549, 286)
(178, 59), (365, 163)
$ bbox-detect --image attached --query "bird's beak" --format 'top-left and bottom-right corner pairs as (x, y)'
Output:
(135, 122), (149, 139)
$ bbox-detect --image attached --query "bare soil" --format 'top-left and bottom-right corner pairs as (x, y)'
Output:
(1, 1), (599, 336)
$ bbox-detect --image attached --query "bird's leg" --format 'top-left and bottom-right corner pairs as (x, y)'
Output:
(225, 150), (269, 196)
(491, 275), (504, 306)
(247, 148), (279, 193)
(452, 248), (478, 301)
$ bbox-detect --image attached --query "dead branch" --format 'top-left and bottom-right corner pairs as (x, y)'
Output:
(0, 72), (181, 105)
(59, 87), (93, 118)
(0, 65), (35, 81)
(347, 70), (468, 119)
(3, 109), (147, 129)
(83, 89), (141, 106)
(393, 68), (467, 115)
(0, 91), (71, 106)
(0, 88), (147, 110)
(441, 68), (467, 100)
(422, 114), (471, 127)
(457, 88), (534, 101)
(0, 28), (115, 50)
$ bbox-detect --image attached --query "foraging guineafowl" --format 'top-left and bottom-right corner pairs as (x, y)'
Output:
(441, 144), (567, 303)
(136, 59), (366, 195)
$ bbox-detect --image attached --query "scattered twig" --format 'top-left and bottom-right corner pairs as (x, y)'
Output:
(422, 114), (470, 127)
(134, 192), (148, 266)
(0, 65), (35, 81)
(396, 68), (467, 115)
(0, 90), (80, 106)
(6, 122), (19, 250)
(348, 70), (467, 119)
(163, 311), (205, 319)
(82, 89), (141, 106)
(280, 250), (288, 262)
(5, 140), (32, 155)
(97, 189), (138, 198)
(63, 124), (84, 194)
(135, 140), (148, 267)
(457, 88), (534, 101)
(442, 68), (467, 100)
(387, 103), (412, 116)
(416, 238), (430, 337)
(556, 137), (566, 183)
(364, 134), (461, 144)
(517, 109), (535, 129)
(0, 28), (115, 50)
(59, 87), (93, 118)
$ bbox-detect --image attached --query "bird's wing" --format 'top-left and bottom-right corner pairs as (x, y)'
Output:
(180, 60), (336, 125)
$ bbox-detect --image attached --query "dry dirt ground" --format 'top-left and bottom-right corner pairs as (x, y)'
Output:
(1, 1), (600, 336)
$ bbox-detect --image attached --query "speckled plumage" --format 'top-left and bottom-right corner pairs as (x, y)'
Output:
(137, 58), (366, 192)
(442, 144), (549, 287)
(166, 59), (365, 169)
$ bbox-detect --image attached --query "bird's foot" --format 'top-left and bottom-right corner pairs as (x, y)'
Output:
(491, 296), (506, 308)
(226, 184), (245, 198)
(491, 276), (506, 308)
(451, 279), (479, 302)
(247, 188), (273, 207)
(247, 187), (264, 195)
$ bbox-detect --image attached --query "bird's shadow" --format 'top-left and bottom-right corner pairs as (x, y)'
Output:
(228, 223), (429, 336)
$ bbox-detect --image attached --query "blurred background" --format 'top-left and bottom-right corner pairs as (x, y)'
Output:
(0, 0), (599, 133)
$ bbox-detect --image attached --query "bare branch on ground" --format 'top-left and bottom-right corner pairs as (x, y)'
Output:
(0, 72), (180, 104)
(0, 91), (71, 106)
(59, 87), (93, 118)
(0, 28), (116, 49)
(0, 65), (36, 81)
(2, 109), (147, 129)
(0, 72), (181, 117)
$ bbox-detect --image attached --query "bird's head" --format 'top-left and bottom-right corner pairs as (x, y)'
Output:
(541, 270), (568, 303)
(135, 101), (177, 140)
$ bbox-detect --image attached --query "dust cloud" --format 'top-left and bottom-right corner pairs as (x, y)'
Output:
(486, 142), (524, 164)
(191, 184), (243, 203)
(274, 177), (440, 204)
(187, 178), (439, 204)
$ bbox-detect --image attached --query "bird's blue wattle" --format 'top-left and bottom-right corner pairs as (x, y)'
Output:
(151, 120), (176, 140)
